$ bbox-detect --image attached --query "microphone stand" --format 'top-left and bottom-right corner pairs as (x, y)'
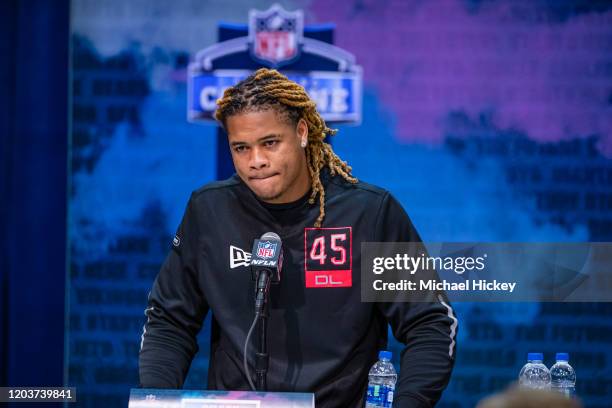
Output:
(254, 270), (271, 391)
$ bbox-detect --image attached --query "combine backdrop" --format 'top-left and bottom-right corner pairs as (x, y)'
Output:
(67, 1), (612, 407)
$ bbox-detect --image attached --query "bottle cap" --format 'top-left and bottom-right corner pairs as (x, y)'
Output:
(556, 352), (569, 362)
(527, 352), (543, 361)
(379, 350), (392, 360)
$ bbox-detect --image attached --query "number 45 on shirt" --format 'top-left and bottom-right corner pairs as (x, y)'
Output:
(304, 227), (352, 288)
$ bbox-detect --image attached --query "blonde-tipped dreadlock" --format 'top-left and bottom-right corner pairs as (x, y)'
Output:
(215, 68), (357, 227)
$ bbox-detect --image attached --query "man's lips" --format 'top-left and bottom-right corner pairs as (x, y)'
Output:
(249, 174), (278, 181)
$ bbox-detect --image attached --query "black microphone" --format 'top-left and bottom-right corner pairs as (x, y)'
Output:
(250, 232), (283, 313)
(250, 232), (282, 283)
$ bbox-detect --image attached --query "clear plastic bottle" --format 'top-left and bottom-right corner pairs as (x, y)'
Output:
(550, 352), (576, 398)
(365, 350), (397, 408)
(518, 352), (551, 390)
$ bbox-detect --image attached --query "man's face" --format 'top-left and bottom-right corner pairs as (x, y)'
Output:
(225, 109), (310, 204)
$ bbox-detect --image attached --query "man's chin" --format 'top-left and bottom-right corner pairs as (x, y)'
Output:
(257, 193), (283, 203)
(250, 187), (282, 203)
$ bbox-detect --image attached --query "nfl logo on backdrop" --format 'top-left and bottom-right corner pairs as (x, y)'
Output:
(257, 241), (277, 259)
(249, 4), (303, 67)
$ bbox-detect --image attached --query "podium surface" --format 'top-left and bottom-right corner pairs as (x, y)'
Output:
(129, 389), (315, 408)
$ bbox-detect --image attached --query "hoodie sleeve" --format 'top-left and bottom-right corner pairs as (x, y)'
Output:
(139, 194), (209, 388)
(374, 192), (458, 408)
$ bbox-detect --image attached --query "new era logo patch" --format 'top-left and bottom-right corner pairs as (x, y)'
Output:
(230, 245), (252, 269)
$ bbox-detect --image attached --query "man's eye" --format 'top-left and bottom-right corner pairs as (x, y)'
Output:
(264, 140), (278, 147)
(234, 145), (247, 153)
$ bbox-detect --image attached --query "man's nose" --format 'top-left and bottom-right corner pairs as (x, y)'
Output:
(249, 147), (269, 170)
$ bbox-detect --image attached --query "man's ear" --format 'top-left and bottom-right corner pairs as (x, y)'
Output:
(297, 118), (308, 147)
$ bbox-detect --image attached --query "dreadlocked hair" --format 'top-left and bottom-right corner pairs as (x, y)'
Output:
(215, 68), (357, 227)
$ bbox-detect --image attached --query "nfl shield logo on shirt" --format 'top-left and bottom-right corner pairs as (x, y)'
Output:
(248, 4), (303, 67)
(257, 240), (277, 259)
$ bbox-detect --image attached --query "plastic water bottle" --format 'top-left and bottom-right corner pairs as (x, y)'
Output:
(365, 350), (397, 408)
(518, 352), (551, 390)
(550, 353), (576, 398)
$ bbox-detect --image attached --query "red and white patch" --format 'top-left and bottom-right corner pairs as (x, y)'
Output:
(304, 227), (352, 288)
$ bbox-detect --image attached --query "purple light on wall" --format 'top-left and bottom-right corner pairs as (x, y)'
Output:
(310, 0), (612, 154)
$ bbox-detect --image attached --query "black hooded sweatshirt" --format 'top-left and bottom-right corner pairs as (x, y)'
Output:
(139, 171), (457, 407)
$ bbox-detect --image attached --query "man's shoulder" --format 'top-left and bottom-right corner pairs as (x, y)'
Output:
(328, 174), (390, 199)
(190, 175), (243, 203)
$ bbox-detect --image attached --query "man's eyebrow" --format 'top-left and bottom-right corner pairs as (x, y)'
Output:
(258, 133), (281, 142)
(230, 134), (281, 146)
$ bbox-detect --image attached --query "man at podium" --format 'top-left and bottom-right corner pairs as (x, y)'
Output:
(139, 69), (457, 407)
